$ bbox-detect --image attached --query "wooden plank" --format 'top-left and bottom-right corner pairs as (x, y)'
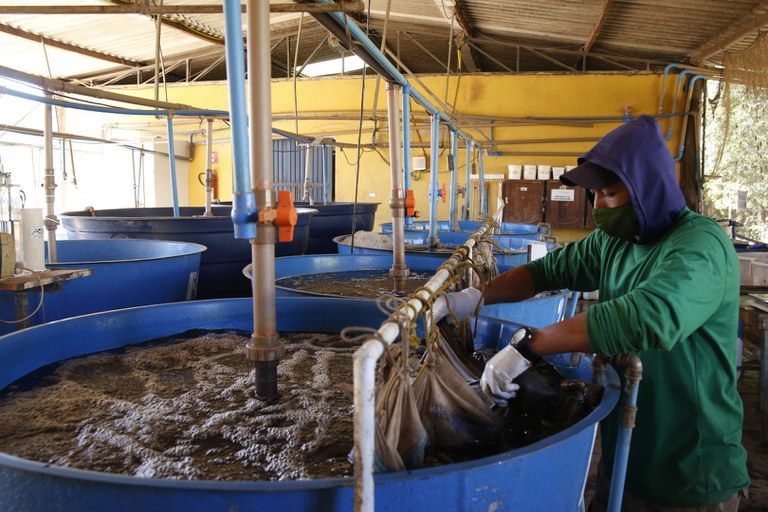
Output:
(0, 268), (92, 292)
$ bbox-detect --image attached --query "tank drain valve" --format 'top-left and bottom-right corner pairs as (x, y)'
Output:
(275, 190), (298, 242)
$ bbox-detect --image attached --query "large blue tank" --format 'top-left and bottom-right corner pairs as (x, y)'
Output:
(334, 232), (559, 267)
(58, 206), (317, 299)
(294, 202), (379, 254)
(380, 220), (549, 240)
(0, 298), (619, 512)
(0, 239), (204, 335)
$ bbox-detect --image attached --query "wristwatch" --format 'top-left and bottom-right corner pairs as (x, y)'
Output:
(511, 326), (541, 362)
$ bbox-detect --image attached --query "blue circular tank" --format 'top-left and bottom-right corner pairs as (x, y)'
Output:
(380, 220), (548, 239)
(0, 298), (619, 512)
(58, 206), (317, 299)
(294, 202), (379, 254)
(0, 239), (204, 335)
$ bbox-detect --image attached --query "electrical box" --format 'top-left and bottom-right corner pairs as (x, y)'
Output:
(502, 180), (545, 224)
(413, 156), (427, 171)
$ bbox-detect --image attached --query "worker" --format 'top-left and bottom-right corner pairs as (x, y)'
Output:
(432, 115), (749, 511)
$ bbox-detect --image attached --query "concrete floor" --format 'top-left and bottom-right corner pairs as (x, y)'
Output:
(583, 345), (767, 511)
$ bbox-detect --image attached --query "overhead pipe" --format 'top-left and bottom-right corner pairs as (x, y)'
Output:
(43, 94), (57, 264)
(386, 83), (409, 288)
(353, 224), (491, 512)
(656, 63), (680, 116)
(663, 69), (695, 141)
(449, 129), (459, 231)
(428, 113), (440, 249)
(402, 85), (414, 227)
(675, 75), (706, 162)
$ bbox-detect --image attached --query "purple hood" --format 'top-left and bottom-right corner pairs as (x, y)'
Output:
(578, 115), (685, 243)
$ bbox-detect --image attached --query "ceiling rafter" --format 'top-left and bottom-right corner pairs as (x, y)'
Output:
(452, 0), (479, 72)
(583, 0), (614, 54)
(0, 2), (367, 15)
(689, 3), (768, 65)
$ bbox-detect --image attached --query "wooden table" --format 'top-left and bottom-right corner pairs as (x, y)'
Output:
(0, 268), (93, 329)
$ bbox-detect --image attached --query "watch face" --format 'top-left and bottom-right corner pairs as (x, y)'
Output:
(512, 327), (528, 344)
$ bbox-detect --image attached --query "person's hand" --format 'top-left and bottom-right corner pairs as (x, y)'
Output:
(430, 287), (483, 325)
(480, 344), (532, 406)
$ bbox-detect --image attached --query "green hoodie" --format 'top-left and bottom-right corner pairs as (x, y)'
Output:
(525, 116), (749, 507)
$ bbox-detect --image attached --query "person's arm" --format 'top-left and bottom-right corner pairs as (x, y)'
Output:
(480, 265), (537, 305)
(529, 312), (592, 355)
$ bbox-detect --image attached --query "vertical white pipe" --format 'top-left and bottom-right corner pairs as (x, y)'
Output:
(43, 95), (56, 264)
(204, 119), (214, 216)
(302, 144), (313, 204)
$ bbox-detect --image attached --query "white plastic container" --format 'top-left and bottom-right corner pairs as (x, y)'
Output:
(523, 165), (537, 180)
(552, 166), (566, 180)
(537, 165), (551, 180)
(20, 207), (45, 271)
(508, 164), (523, 180)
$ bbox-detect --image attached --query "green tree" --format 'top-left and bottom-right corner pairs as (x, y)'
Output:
(704, 84), (768, 243)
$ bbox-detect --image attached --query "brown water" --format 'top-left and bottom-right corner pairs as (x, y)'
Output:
(276, 270), (434, 298)
(0, 330), (599, 481)
(0, 330), (358, 481)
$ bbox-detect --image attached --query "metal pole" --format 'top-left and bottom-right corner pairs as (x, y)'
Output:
(386, 83), (408, 287)
(478, 146), (487, 216)
(203, 118), (214, 216)
(402, 85), (413, 227)
(465, 139), (472, 220)
(449, 130), (458, 230)
(243, 0), (283, 402)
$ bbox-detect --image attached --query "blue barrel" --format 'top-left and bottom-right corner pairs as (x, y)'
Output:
(0, 239), (204, 335)
(58, 207), (317, 299)
(294, 202), (379, 254)
(0, 298), (619, 512)
(334, 234), (559, 267)
(380, 220), (548, 238)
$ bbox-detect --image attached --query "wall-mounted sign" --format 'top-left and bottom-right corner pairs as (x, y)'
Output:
(551, 189), (575, 202)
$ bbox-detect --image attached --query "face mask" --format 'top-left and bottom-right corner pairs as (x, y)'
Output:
(592, 202), (639, 240)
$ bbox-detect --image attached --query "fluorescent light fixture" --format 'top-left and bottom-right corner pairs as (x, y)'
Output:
(299, 55), (366, 77)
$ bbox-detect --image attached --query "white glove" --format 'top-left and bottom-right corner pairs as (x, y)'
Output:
(431, 287), (483, 325)
(480, 344), (532, 406)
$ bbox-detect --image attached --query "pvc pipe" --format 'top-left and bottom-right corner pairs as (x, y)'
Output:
(478, 146), (487, 216)
(165, 116), (181, 217)
(593, 355), (643, 512)
(664, 69), (695, 141)
(428, 113), (440, 249)
(657, 63), (680, 115)
(675, 75), (706, 161)
(385, 83), (408, 284)
(402, 85), (413, 227)
(222, 0), (255, 239)
(43, 96), (57, 264)
(465, 140), (472, 220)
(353, 223), (491, 512)
(203, 119), (214, 216)
(321, 144), (329, 203)
(449, 130), (458, 230)
(302, 144), (313, 204)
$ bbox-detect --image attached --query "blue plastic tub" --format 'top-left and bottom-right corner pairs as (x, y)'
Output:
(0, 298), (619, 512)
(334, 233), (559, 267)
(58, 206), (317, 299)
(0, 239), (204, 335)
(380, 220), (548, 239)
(294, 202), (379, 254)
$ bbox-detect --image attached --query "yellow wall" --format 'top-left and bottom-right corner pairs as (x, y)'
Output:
(104, 73), (682, 243)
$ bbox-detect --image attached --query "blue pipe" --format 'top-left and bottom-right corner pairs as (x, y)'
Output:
(675, 74), (706, 162)
(465, 140), (472, 220)
(402, 85), (413, 226)
(164, 117), (181, 217)
(449, 130), (458, 229)
(656, 63), (680, 115)
(664, 69), (695, 141)
(478, 147), (487, 216)
(428, 113), (440, 249)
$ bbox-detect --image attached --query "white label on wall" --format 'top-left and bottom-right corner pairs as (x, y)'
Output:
(551, 189), (575, 202)
(520, 187), (528, 192)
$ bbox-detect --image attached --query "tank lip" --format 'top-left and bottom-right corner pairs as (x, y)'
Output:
(0, 368), (618, 489)
(58, 208), (319, 221)
(44, 239), (208, 266)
